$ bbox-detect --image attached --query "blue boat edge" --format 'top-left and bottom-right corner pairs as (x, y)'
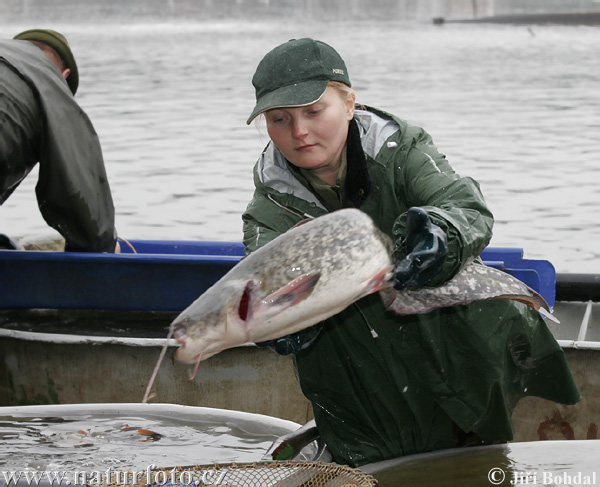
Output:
(0, 241), (554, 311)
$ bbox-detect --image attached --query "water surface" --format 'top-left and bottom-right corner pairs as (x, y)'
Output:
(365, 440), (600, 486)
(0, 408), (294, 473)
(1, 18), (598, 273)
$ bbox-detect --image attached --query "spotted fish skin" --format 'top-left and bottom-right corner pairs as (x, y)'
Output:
(170, 208), (553, 366)
(171, 209), (394, 364)
(380, 262), (550, 315)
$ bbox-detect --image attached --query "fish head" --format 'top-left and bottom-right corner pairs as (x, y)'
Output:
(170, 279), (256, 364)
(170, 209), (398, 365)
(170, 310), (223, 364)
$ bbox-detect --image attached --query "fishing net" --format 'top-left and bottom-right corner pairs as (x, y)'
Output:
(104, 461), (377, 487)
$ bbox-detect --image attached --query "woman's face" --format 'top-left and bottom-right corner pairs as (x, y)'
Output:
(265, 86), (355, 183)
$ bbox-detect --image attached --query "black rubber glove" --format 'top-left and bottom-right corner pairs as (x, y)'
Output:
(393, 207), (448, 290)
(257, 332), (306, 355)
(257, 325), (323, 356)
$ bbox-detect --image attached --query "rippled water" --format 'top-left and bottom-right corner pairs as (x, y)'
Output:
(0, 407), (295, 472)
(1, 18), (598, 273)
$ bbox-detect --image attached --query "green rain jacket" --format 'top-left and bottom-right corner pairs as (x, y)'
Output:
(242, 106), (579, 467)
(0, 40), (116, 252)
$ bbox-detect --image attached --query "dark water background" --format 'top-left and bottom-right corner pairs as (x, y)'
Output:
(1, 6), (599, 273)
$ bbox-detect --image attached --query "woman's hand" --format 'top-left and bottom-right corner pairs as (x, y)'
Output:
(393, 207), (448, 290)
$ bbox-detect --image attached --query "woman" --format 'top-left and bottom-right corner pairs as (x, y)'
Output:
(242, 38), (579, 467)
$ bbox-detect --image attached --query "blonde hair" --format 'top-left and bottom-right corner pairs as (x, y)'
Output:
(329, 81), (355, 101)
(329, 81), (364, 111)
(254, 81), (357, 133)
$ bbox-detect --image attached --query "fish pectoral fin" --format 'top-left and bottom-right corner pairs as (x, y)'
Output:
(368, 266), (395, 292)
(264, 273), (321, 307)
(248, 273), (321, 329)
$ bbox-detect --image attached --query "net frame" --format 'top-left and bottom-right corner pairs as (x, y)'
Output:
(104, 460), (377, 487)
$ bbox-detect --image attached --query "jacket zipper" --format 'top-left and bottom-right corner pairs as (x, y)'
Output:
(266, 194), (319, 221)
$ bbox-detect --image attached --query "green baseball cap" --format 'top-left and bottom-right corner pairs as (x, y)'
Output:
(247, 38), (351, 125)
(14, 28), (79, 95)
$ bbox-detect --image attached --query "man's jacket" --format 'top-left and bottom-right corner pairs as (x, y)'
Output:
(0, 40), (116, 252)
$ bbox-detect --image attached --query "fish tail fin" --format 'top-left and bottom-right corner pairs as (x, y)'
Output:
(494, 288), (560, 323)
(538, 306), (560, 324)
(379, 263), (558, 322)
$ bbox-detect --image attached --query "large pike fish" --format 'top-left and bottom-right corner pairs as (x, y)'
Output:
(142, 209), (554, 401)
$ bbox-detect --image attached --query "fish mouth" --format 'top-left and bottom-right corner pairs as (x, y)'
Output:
(171, 322), (194, 362)
(171, 322), (189, 345)
(171, 321), (203, 364)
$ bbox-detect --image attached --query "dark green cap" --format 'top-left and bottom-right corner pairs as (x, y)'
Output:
(14, 28), (79, 95)
(247, 38), (351, 125)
